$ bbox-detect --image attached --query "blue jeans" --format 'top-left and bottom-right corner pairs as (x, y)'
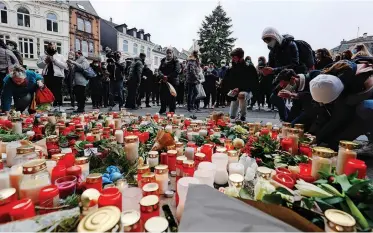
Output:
(187, 83), (198, 111)
(270, 93), (289, 121)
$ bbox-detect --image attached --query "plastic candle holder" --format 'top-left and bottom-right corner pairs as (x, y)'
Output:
(160, 152), (168, 166)
(39, 185), (59, 214)
(55, 176), (77, 199)
(51, 165), (66, 184)
(182, 160), (195, 177)
(66, 166), (82, 181)
(137, 165), (150, 188)
(140, 195), (160, 224)
(85, 173), (103, 192)
(9, 198), (35, 221)
(200, 145), (213, 162)
(167, 150), (177, 172)
(273, 173), (295, 189)
(344, 159), (367, 179)
(142, 183), (159, 197)
(98, 187), (122, 211)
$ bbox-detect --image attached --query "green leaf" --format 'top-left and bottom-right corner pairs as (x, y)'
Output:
(262, 193), (284, 205)
(335, 174), (352, 192)
(346, 180), (371, 197)
(302, 198), (315, 209)
(321, 196), (345, 205)
(276, 187), (294, 196)
(239, 188), (252, 200)
(364, 210), (373, 222)
(313, 179), (328, 184)
(315, 198), (335, 212)
(318, 171), (332, 179)
(358, 203), (370, 210)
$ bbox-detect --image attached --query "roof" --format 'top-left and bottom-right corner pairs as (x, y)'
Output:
(331, 34), (373, 54)
(68, 0), (98, 17)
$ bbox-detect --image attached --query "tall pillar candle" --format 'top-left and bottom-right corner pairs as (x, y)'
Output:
(155, 165), (168, 194)
(336, 141), (358, 175)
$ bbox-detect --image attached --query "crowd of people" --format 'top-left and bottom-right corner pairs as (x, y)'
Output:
(1, 26), (373, 155)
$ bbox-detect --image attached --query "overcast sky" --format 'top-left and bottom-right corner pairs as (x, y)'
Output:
(91, 0), (373, 64)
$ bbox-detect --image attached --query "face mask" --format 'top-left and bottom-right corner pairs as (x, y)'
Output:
(267, 39), (277, 48)
(47, 48), (56, 55)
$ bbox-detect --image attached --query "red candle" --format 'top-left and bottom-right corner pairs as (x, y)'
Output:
(160, 152), (168, 166)
(182, 160), (195, 177)
(344, 159), (367, 179)
(66, 165), (82, 182)
(39, 185), (59, 214)
(140, 195), (159, 224)
(141, 173), (156, 188)
(297, 163), (315, 183)
(137, 165), (150, 188)
(260, 128), (270, 135)
(271, 130), (279, 140)
(276, 167), (292, 176)
(187, 142), (196, 148)
(55, 176), (77, 199)
(153, 114), (159, 122)
(142, 132), (150, 142)
(142, 183), (159, 197)
(281, 138), (292, 152)
(167, 150), (177, 172)
(200, 145), (213, 162)
(273, 173), (295, 189)
(86, 136), (95, 142)
(184, 119), (191, 127)
(299, 144), (312, 157)
(194, 153), (206, 170)
(9, 198), (35, 221)
(51, 165), (66, 184)
(63, 153), (75, 168)
(98, 187), (122, 211)
(0, 188), (17, 223)
(85, 173), (103, 192)
(176, 156), (187, 184)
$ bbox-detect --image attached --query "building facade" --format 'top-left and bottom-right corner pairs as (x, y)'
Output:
(331, 33), (373, 57)
(68, 0), (100, 61)
(100, 18), (154, 66)
(0, 0), (69, 70)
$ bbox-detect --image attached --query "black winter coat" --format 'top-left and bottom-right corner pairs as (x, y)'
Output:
(107, 60), (126, 82)
(315, 57), (333, 70)
(158, 58), (181, 86)
(128, 58), (144, 87)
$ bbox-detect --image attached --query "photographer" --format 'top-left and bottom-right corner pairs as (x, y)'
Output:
(37, 42), (67, 109)
(107, 51), (126, 111)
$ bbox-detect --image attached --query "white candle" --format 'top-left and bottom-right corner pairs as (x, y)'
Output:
(114, 119), (122, 129)
(147, 151), (159, 168)
(187, 132), (193, 141)
(185, 147), (195, 160)
(115, 130), (124, 144)
(165, 125), (172, 133)
(6, 141), (21, 167)
(80, 114), (85, 123)
(12, 121), (22, 135)
(0, 141), (8, 154)
(199, 129), (208, 137)
(0, 167), (10, 189)
(266, 122), (273, 130)
(155, 165), (168, 194)
(9, 164), (23, 197)
(336, 149), (357, 175)
(229, 163), (245, 176)
(124, 136), (139, 163)
(46, 160), (56, 176)
(193, 169), (214, 187)
(212, 153), (229, 185)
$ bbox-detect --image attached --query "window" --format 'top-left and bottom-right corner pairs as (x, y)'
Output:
(44, 40), (62, 54)
(147, 47), (151, 58)
(140, 45), (145, 54)
(77, 18), (84, 31)
(84, 20), (91, 33)
(18, 37), (34, 58)
(133, 43), (138, 55)
(140, 34), (143, 40)
(81, 40), (88, 57)
(154, 56), (158, 66)
(76, 4), (85, 10)
(133, 31), (136, 37)
(75, 38), (80, 51)
(0, 34), (9, 44)
(123, 40), (128, 52)
(88, 41), (94, 54)
(46, 13), (58, 32)
(17, 7), (30, 27)
(0, 2), (7, 24)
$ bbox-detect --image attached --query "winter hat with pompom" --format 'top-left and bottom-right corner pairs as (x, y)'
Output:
(310, 74), (344, 104)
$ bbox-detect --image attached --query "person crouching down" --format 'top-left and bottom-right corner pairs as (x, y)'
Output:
(1, 65), (44, 113)
(222, 48), (259, 121)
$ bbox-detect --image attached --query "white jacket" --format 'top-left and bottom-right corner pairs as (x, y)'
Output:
(37, 53), (67, 78)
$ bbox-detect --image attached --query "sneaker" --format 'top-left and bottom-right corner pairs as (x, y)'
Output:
(356, 142), (373, 157)
(240, 116), (246, 122)
(252, 106), (259, 111)
(159, 111), (166, 115)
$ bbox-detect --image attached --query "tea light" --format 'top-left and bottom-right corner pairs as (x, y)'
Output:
(324, 209), (356, 232)
(228, 163), (244, 176)
(229, 174), (244, 189)
(122, 210), (142, 232)
(144, 217), (169, 233)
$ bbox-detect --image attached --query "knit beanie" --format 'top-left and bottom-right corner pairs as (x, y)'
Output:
(262, 27), (284, 45)
(310, 74), (344, 104)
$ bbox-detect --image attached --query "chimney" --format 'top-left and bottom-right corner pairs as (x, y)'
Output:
(363, 33), (368, 38)
(110, 17), (112, 22)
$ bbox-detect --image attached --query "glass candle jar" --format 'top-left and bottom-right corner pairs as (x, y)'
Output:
(122, 210), (143, 232)
(227, 150), (238, 165)
(176, 156), (187, 184)
(140, 195), (160, 225)
(19, 159), (51, 204)
(39, 184), (59, 214)
(193, 169), (214, 187)
(125, 136), (139, 163)
(324, 209), (356, 233)
(81, 188), (101, 216)
(272, 127), (279, 140)
(142, 182), (159, 197)
(256, 166), (272, 180)
(228, 174), (244, 190)
(311, 147), (336, 179)
(78, 206), (122, 233)
(115, 130), (124, 144)
(336, 141), (358, 175)
(216, 147), (227, 154)
(141, 172), (156, 188)
(51, 153), (65, 163)
(182, 160), (195, 177)
(9, 198), (35, 221)
(85, 173), (103, 192)
(212, 153), (229, 185)
(75, 157), (89, 180)
(144, 217), (169, 233)
(175, 142), (184, 157)
(167, 150), (177, 172)
(76, 128), (86, 141)
(15, 145), (38, 165)
(9, 164), (23, 197)
(55, 175), (77, 199)
(294, 124), (304, 138)
(225, 139), (234, 151)
(92, 128), (101, 141)
(287, 128), (299, 155)
(147, 151), (159, 169)
(98, 187), (122, 211)
(194, 153), (205, 170)
(299, 143), (312, 157)
(281, 122), (291, 137)
(137, 165), (150, 188)
(176, 177), (200, 222)
(228, 163), (245, 176)
(12, 118), (22, 135)
(155, 165), (168, 194)
(6, 141), (22, 167)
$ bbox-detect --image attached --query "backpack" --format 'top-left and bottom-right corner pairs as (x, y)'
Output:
(82, 66), (97, 79)
(294, 40), (316, 69)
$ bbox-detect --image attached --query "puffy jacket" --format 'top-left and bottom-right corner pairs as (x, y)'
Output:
(1, 70), (42, 111)
(159, 57), (181, 86)
(128, 57), (144, 87)
(37, 53), (67, 78)
(73, 56), (90, 87)
(107, 60), (126, 82)
(186, 56), (199, 84)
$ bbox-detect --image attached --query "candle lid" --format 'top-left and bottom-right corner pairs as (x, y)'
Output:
(229, 174), (244, 183)
(137, 165), (150, 174)
(294, 124), (304, 129)
(140, 195), (159, 206)
(227, 150), (238, 157)
(142, 182), (159, 192)
(142, 172), (155, 179)
(144, 217), (169, 233)
(155, 165), (168, 174)
(282, 122), (292, 127)
(176, 156), (187, 164)
(175, 142), (183, 148)
(46, 135), (58, 142)
(257, 166), (272, 179)
(167, 150), (177, 156)
(312, 147), (337, 158)
(75, 157), (89, 165)
(78, 206), (121, 233)
(11, 117), (22, 122)
(51, 153), (65, 161)
(325, 209), (356, 232)
(125, 135), (138, 143)
(339, 140), (360, 150)
(40, 185), (59, 198)
(148, 151), (159, 158)
(0, 188), (16, 205)
(22, 159), (47, 174)
(121, 210), (140, 229)
(216, 147), (227, 153)
(183, 160), (195, 168)
(194, 153), (206, 161)
(86, 173), (102, 184)
(287, 128), (299, 134)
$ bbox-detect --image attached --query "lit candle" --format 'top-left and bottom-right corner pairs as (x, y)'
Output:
(266, 122), (273, 130)
(344, 159), (367, 179)
(124, 136), (139, 163)
(281, 138), (292, 153)
(273, 173), (295, 189)
(298, 163), (315, 183)
(336, 141), (358, 175)
(311, 147), (336, 179)
(227, 150), (239, 164)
